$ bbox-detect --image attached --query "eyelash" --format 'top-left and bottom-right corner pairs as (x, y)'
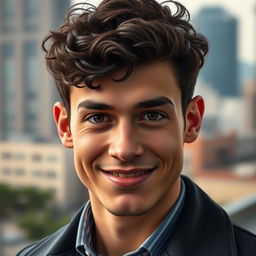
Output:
(85, 113), (112, 124)
(85, 111), (167, 124)
(139, 111), (167, 121)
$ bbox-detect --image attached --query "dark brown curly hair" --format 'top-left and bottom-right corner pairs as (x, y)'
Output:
(42, 0), (208, 116)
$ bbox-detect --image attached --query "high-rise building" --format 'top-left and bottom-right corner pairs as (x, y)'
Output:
(196, 7), (239, 97)
(0, 0), (71, 141)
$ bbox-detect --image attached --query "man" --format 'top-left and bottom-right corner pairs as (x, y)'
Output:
(17, 0), (256, 255)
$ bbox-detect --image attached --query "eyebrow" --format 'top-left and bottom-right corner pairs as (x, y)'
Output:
(135, 96), (174, 108)
(77, 100), (114, 111)
(77, 96), (174, 111)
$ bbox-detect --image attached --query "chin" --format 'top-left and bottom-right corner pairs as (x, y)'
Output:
(107, 207), (151, 217)
(106, 200), (154, 217)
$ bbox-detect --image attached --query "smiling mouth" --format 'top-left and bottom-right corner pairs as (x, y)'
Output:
(108, 170), (150, 178)
(101, 168), (155, 187)
(102, 168), (155, 178)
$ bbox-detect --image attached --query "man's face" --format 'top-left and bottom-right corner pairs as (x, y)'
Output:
(55, 61), (203, 217)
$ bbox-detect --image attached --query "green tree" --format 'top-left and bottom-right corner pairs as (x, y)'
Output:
(18, 211), (70, 240)
(15, 187), (53, 212)
(0, 184), (18, 218)
(0, 183), (57, 248)
(0, 184), (19, 256)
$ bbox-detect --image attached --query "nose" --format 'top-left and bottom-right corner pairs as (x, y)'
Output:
(108, 121), (144, 161)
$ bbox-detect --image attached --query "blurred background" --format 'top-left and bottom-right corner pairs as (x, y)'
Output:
(0, 0), (255, 255)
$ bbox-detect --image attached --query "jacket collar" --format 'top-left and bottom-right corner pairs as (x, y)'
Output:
(164, 175), (238, 256)
(45, 205), (85, 255)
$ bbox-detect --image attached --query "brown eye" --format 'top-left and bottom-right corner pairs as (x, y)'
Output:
(141, 111), (166, 121)
(147, 112), (159, 120)
(86, 114), (111, 124)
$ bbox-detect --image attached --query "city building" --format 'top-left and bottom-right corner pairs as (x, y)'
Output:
(0, 0), (71, 141)
(195, 80), (244, 136)
(243, 79), (256, 135)
(195, 80), (221, 135)
(218, 97), (244, 135)
(0, 141), (86, 209)
(184, 131), (256, 179)
(196, 7), (239, 96)
(184, 133), (238, 176)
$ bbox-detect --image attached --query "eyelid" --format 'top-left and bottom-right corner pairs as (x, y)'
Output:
(84, 113), (112, 123)
(139, 110), (168, 121)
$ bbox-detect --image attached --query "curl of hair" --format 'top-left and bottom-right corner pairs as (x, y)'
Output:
(42, 0), (208, 114)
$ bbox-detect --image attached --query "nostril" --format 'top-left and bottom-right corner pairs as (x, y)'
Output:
(110, 153), (136, 162)
(108, 144), (144, 162)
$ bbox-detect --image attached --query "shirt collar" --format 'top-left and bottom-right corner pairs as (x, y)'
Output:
(76, 201), (96, 256)
(141, 178), (186, 255)
(76, 178), (186, 256)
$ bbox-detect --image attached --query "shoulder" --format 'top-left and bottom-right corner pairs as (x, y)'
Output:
(16, 225), (68, 256)
(179, 175), (256, 255)
(233, 224), (256, 255)
(16, 204), (86, 256)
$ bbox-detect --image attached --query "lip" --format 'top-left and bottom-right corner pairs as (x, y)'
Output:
(101, 168), (155, 187)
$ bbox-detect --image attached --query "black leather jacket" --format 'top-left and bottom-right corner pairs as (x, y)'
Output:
(17, 176), (256, 256)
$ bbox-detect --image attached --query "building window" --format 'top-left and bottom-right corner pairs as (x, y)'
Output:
(15, 168), (25, 176)
(1, 43), (15, 134)
(53, 0), (71, 29)
(0, 0), (15, 32)
(24, 41), (38, 135)
(2, 44), (15, 97)
(1, 152), (12, 159)
(2, 167), (11, 175)
(24, 41), (38, 96)
(16, 153), (25, 160)
(46, 155), (58, 162)
(23, 0), (39, 31)
(31, 154), (42, 162)
(47, 171), (56, 179)
(31, 169), (43, 177)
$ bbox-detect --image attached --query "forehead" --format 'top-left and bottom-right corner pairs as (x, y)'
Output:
(70, 61), (181, 108)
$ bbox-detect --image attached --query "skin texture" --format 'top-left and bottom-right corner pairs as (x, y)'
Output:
(54, 61), (204, 256)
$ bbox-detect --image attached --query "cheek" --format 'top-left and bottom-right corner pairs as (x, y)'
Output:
(74, 130), (108, 159)
(149, 127), (183, 149)
(72, 133), (107, 186)
(147, 128), (184, 165)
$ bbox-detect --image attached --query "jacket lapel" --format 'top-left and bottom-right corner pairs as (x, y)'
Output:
(165, 176), (238, 256)
(45, 205), (85, 256)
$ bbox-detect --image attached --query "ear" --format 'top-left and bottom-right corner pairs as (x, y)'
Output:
(184, 96), (204, 143)
(53, 102), (73, 148)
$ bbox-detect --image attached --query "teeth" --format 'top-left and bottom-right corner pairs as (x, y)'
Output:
(110, 171), (147, 178)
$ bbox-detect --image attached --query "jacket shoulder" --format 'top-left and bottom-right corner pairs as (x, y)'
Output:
(233, 224), (256, 256)
(16, 204), (86, 255)
(16, 225), (68, 256)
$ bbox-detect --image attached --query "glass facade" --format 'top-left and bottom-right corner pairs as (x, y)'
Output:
(53, 0), (71, 28)
(0, 0), (71, 142)
(23, 0), (39, 31)
(24, 41), (38, 135)
(1, 43), (15, 135)
(196, 8), (238, 96)
(0, 0), (15, 32)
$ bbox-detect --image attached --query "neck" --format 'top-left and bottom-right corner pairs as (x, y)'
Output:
(89, 179), (180, 256)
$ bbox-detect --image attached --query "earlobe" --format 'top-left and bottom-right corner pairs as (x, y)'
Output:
(184, 96), (204, 143)
(53, 102), (73, 148)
